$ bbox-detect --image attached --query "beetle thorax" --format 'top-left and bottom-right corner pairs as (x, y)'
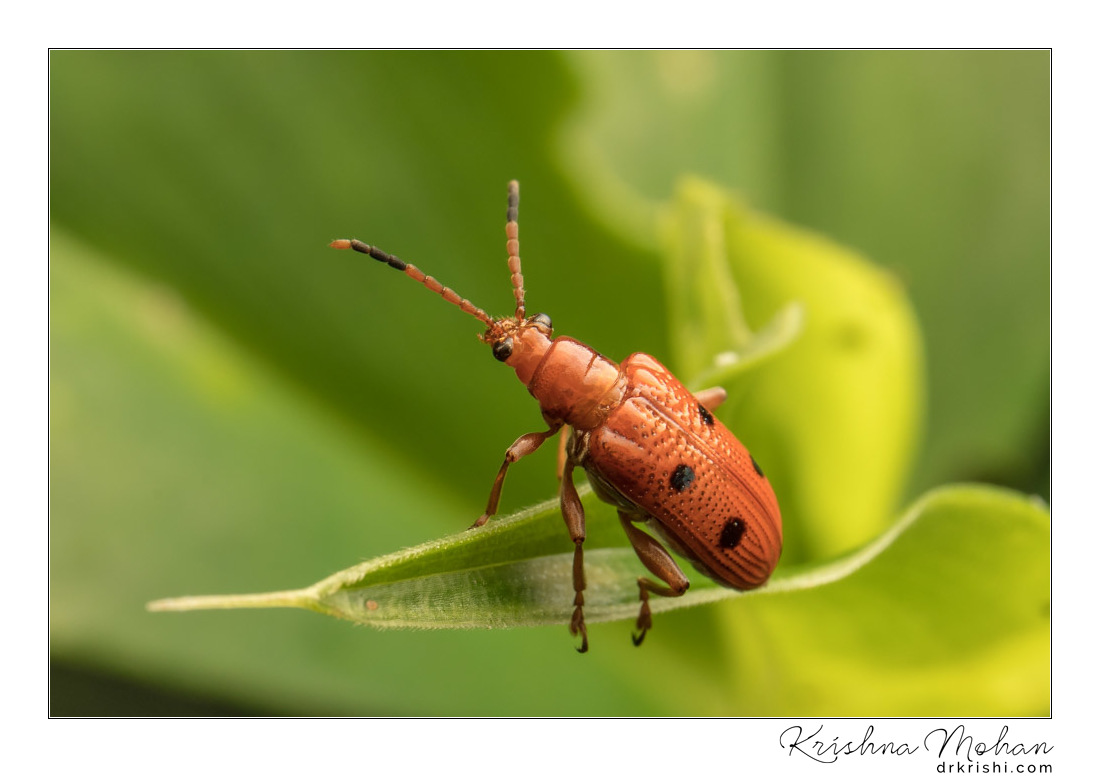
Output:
(523, 337), (624, 431)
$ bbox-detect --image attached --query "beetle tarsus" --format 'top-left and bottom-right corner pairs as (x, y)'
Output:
(632, 595), (652, 646)
(469, 514), (491, 530)
(570, 606), (589, 653)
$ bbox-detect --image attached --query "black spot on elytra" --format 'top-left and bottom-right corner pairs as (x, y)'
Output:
(670, 464), (695, 492)
(697, 403), (714, 426)
(719, 518), (745, 549)
(750, 454), (764, 477)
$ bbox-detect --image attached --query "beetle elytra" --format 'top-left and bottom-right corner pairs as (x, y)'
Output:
(330, 181), (782, 652)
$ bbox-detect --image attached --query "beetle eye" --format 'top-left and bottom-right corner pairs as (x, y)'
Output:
(492, 337), (514, 362)
(532, 312), (552, 332)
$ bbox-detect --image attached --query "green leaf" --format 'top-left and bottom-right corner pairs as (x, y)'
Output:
(722, 484), (1050, 716)
(148, 484), (1049, 715)
(658, 178), (804, 388)
(557, 51), (786, 248)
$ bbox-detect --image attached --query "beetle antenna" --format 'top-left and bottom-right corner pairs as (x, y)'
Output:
(506, 180), (526, 320)
(329, 238), (496, 328)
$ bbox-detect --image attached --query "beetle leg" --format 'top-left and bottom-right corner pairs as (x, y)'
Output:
(471, 422), (563, 529)
(617, 512), (690, 646)
(693, 386), (728, 411)
(555, 426), (571, 481)
(560, 457), (588, 653)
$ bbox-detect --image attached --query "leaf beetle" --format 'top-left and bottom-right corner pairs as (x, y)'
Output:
(331, 181), (782, 652)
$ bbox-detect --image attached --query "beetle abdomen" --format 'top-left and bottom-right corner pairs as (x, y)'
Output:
(583, 354), (782, 590)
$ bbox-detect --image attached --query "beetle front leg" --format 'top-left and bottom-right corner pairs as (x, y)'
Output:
(617, 512), (690, 646)
(560, 457), (588, 653)
(471, 422), (563, 529)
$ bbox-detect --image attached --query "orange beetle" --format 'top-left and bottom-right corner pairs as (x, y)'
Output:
(331, 181), (782, 652)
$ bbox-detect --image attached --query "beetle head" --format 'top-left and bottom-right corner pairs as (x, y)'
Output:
(482, 312), (553, 386)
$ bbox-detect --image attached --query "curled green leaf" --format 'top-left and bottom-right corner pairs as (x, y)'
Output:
(688, 302), (805, 391)
(661, 177), (923, 562)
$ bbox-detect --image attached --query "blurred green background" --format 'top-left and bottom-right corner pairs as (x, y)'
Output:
(50, 51), (1049, 715)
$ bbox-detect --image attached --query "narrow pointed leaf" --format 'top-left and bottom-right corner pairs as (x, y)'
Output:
(150, 477), (1050, 713)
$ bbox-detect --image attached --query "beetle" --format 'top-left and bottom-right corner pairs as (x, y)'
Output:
(330, 181), (782, 652)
